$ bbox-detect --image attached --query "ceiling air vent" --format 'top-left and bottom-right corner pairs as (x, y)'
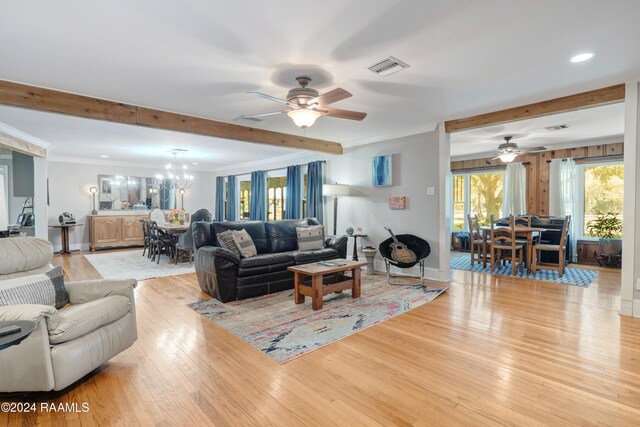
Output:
(368, 56), (410, 77)
(545, 124), (570, 131)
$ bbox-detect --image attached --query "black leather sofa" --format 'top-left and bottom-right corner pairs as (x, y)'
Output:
(192, 218), (348, 302)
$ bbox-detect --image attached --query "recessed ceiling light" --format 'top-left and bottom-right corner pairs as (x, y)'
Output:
(192, 162), (199, 166)
(570, 52), (595, 63)
(100, 155), (109, 158)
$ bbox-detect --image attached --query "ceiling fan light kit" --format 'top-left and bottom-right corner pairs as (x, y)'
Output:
(287, 109), (321, 128)
(243, 75), (367, 128)
(492, 136), (547, 163)
(497, 152), (518, 163)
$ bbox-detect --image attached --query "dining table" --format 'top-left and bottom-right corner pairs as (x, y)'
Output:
(157, 222), (190, 234)
(480, 225), (546, 272)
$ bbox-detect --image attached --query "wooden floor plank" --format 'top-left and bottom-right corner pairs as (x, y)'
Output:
(1, 250), (638, 426)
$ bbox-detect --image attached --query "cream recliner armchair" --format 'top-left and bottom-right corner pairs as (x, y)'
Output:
(0, 237), (137, 392)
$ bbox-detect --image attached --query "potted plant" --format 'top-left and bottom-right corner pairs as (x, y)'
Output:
(586, 211), (622, 257)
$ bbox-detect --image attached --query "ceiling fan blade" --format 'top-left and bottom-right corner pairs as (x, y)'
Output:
(247, 91), (290, 105)
(308, 88), (352, 106)
(317, 107), (367, 121)
(240, 111), (289, 119)
(519, 146), (548, 152)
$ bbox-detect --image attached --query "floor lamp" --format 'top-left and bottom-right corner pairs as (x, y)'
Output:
(323, 184), (352, 235)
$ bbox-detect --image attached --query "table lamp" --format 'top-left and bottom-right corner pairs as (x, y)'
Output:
(322, 184), (352, 236)
(89, 186), (98, 215)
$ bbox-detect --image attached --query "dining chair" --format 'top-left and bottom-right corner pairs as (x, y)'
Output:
(149, 221), (177, 264)
(531, 215), (571, 277)
(467, 214), (487, 266)
(490, 215), (526, 275)
(141, 219), (151, 257)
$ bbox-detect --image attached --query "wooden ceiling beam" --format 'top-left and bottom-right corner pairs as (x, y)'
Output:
(0, 80), (343, 155)
(0, 131), (47, 157)
(445, 84), (625, 133)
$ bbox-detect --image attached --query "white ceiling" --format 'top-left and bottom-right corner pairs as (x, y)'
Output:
(450, 103), (625, 160)
(1, 0), (640, 155)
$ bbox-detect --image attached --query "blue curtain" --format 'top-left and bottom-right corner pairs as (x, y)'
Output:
(306, 161), (324, 224)
(227, 176), (238, 221)
(249, 171), (267, 221)
(215, 176), (225, 221)
(284, 165), (302, 219)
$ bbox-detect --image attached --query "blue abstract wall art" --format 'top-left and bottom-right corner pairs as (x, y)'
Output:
(372, 154), (392, 187)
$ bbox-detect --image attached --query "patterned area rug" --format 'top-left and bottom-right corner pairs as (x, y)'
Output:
(84, 250), (194, 280)
(450, 256), (598, 287)
(188, 275), (448, 363)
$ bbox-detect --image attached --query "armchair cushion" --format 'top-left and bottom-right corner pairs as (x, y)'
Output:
(0, 303), (60, 331)
(49, 295), (131, 344)
(0, 266), (68, 309)
(65, 279), (136, 305)
(0, 237), (53, 275)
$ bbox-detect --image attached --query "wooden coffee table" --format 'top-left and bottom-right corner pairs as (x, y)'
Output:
(288, 259), (366, 310)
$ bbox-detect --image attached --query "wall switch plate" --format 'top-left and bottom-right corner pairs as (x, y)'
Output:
(426, 187), (435, 196)
(636, 278), (640, 291)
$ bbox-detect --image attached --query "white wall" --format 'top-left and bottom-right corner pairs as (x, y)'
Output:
(47, 161), (216, 251)
(623, 81), (639, 317)
(212, 130), (444, 281)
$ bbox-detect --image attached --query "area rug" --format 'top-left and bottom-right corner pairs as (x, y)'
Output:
(84, 250), (194, 280)
(188, 275), (448, 363)
(450, 256), (598, 287)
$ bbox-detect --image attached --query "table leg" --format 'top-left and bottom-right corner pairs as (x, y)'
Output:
(352, 267), (361, 299)
(352, 236), (359, 261)
(311, 274), (323, 310)
(527, 235), (533, 273)
(61, 227), (70, 254)
(294, 272), (304, 304)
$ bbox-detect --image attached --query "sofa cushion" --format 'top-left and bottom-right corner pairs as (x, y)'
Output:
(232, 229), (258, 258)
(0, 266), (68, 309)
(291, 248), (338, 264)
(216, 230), (241, 257)
(296, 225), (325, 251)
(265, 219), (310, 253)
(237, 253), (295, 277)
(49, 295), (131, 344)
(212, 221), (269, 254)
(0, 237), (53, 276)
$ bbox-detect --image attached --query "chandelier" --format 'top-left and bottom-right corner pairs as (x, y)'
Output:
(156, 149), (194, 191)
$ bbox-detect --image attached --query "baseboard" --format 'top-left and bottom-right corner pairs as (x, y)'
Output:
(629, 299), (640, 318)
(372, 259), (444, 283)
(53, 243), (91, 253)
(620, 298), (635, 317)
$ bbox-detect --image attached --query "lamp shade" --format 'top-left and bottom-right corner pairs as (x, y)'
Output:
(0, 175), (7, 231)
(323, 184), (352, 196)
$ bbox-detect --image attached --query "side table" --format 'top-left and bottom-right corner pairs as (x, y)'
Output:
(348, 234), (367, 261)
(0, 320), (37, 351)
(361, 247), (377, 275)
(49, 224), (84, 255)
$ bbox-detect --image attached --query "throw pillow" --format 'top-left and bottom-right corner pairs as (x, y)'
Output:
(216, 230), (242, 258)
(296, 225), (325, 251)
(231, 229), (258, 258)
(0, 265), (68, 309)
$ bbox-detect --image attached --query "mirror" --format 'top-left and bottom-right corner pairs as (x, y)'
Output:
(97, 175), (176, 211)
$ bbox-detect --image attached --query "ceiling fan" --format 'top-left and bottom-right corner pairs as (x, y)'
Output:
(493, 136), (547, 163)
(240, 76), (367, 128)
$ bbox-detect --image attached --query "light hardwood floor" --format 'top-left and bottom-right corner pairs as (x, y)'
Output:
(2, 251), (639, 426)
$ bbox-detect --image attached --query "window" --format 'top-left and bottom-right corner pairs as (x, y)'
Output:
(451, 171), (504, 230)
(267, 176), (286, 221)
(581, 163), (624, 237)
(239, 178), (251, 219)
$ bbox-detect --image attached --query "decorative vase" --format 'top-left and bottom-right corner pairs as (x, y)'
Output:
(173, 215), (180, 225)
(346, 226), (354, 236)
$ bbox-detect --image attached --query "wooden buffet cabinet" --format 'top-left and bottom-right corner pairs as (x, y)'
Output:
(89, 214), (148, 251)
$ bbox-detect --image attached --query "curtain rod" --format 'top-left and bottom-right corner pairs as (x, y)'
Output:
(545, 154), (623, 163)
(225, 160), (326, 177)
(451, 161), (530, 173)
